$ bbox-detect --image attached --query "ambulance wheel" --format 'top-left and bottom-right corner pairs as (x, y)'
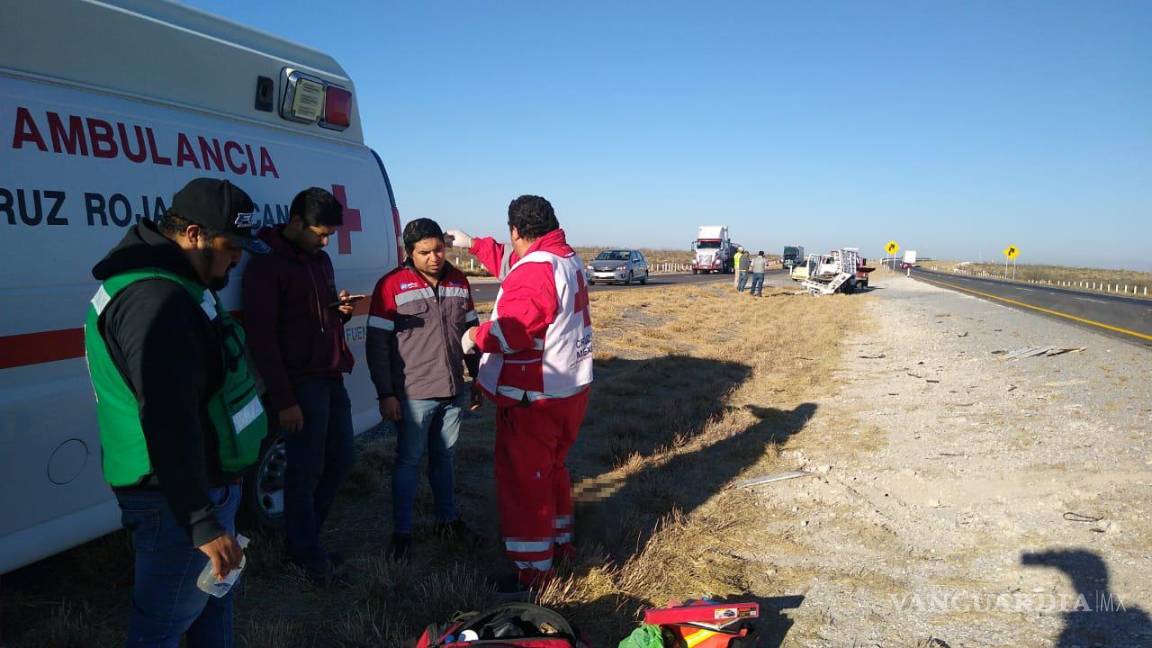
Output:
(240, 432), (287, 530)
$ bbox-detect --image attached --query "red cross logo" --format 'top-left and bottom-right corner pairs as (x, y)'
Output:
(331, 184), (361, 255)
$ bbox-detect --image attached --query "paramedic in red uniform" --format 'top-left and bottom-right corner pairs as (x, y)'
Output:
(451, 195), (593, 594)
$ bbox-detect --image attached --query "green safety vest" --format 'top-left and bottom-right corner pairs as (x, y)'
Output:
(84, 268), (268, 486)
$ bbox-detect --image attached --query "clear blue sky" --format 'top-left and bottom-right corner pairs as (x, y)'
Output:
(185, 0), (1151, 270)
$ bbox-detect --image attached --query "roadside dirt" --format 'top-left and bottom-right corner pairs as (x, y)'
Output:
(746, 271), (1152, 646)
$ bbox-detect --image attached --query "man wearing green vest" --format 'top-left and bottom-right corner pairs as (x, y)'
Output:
(733, 247), (746, 291)
(85, 178), (269, 647)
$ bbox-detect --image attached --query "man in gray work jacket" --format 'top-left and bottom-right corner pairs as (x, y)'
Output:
(366, 218), (483, 560)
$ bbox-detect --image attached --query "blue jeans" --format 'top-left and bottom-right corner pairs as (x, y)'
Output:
(750, 272), (765, 296)
(116, 483), (241, 648)
(737, 271), (749, 292)
(284, 378), (355, 570)
(393, 392), (468, 534)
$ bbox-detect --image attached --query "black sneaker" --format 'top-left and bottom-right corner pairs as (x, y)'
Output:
(389, 533), (412, 561)
(493, 573), (533, 602)
(433, 519), (485, 547)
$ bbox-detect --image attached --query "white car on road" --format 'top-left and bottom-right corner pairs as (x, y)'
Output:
(587, 249), (649, 285)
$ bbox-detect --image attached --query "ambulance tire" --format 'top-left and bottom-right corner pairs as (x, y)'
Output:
(240, 432), (287, 531)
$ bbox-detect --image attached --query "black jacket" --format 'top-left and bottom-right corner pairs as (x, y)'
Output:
(91, 219), (231, 547)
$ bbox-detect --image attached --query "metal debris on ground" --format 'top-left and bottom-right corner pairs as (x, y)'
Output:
(1063, 511), (1104, 523)
(859, 354), (886, 359)
(994, 346), (1087, 359)
(734, 470), (812, 489)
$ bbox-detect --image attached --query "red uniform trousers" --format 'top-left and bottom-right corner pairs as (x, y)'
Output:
(494, 390), (589, 584)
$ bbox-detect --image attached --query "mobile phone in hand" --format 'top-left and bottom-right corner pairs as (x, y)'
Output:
(328, 294), (367, 308)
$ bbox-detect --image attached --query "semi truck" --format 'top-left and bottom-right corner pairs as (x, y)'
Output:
(692, 225), (734, 274)
(782, 245), (805, 269)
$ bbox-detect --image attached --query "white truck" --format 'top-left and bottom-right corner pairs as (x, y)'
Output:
(801, 248), (870, 295)
(0, 0), (402, 573)
(692, 225), (734, 274)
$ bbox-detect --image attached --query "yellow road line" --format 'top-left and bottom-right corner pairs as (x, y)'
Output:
(916, 275), (1152, 342)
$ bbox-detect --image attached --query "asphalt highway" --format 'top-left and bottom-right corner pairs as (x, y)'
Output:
(912, 268), (1152, 349)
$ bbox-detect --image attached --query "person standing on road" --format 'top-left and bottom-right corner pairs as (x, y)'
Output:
(84, 178), (269, 647)
(241, 187), (356, 584)
(735, 247), (751, 292)
(451, 195), (593, 596)
(366, 218), (484, 560)
(749, 250), (767, 296)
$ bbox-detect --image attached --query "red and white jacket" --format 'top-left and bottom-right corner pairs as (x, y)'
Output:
(470, 229), (593, 407)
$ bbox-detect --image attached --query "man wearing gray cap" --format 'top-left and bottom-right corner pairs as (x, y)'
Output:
(84, 177), (269, 647)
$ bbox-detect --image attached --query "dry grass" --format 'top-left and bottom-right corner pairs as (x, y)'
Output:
(3, 282), (862, 647)
(921, 260), (1152, 297)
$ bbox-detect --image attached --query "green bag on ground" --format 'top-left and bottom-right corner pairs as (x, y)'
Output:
(618, 624), (664, 648)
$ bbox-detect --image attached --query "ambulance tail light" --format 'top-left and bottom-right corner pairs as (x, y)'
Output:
(321, 85), (352, 131)
(282, 69), (353, 131)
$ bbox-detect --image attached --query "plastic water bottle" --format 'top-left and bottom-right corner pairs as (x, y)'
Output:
(196, 534), (250, 598)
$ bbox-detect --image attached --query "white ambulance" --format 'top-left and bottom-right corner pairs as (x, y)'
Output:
(0, 0), (402, 572)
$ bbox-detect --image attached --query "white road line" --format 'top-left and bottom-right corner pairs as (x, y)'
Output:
(1074, 297), (1108, 304)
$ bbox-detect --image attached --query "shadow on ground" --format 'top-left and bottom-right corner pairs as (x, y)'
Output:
(576, 398), (817, 564)
(1021, 548), (1152, 647)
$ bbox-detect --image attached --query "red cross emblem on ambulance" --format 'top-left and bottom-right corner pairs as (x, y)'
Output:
(331, 184), (361, 255)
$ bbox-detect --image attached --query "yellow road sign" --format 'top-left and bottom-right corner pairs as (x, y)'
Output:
(885, 240), (900, 256)
(1004, 245), (1019, 260)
